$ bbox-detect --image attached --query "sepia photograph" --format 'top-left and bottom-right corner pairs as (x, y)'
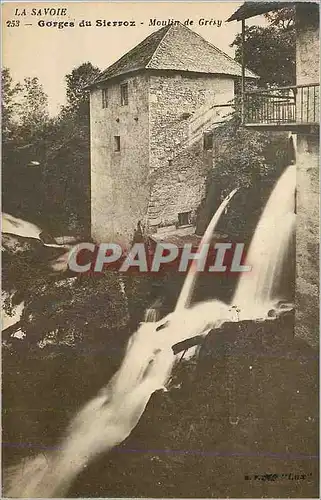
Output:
(2, 1), (319, 497)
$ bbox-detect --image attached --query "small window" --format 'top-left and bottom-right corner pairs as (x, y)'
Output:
(178, 211), (192, 226)
(114, 136), (121, 152)
(102, 88), (108, 108)
(234, 78), (242, 97)
(203, 132), (213, 150)
(120, 82), (128, 106)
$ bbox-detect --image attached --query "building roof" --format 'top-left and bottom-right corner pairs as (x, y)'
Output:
(91, 22), (258, 86)
(227, 2), (292, 22)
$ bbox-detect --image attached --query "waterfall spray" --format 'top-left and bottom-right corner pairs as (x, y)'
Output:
(4, 190), (239, 498)
(232, 165), (296, 319)
(3, 166), (296, 497)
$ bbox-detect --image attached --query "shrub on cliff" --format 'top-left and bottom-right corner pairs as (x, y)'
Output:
(196, 114), (292, 240)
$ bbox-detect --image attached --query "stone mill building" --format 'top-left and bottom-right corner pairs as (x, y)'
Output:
(89, 22), (257, 246)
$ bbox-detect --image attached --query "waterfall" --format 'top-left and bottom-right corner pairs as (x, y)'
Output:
(2, 293), (24, 331)
(175, 188), (238, 311)
(3, 166), (297, 496)
(232, 165), (296, 319)
(4, 190), (238, 498)
(4, 299), (237, 498)
(144, 308), (160, 322)
(2, 213), (67, 250)
(144, 298), (164, 322)
(2, 213), (42, 240)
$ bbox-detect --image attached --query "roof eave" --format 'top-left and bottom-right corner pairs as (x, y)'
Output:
(85, 68), (146, 90)
(87, 67), (259, 90)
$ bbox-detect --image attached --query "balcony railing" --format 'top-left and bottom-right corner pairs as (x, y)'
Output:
(244, 83), (320, 127)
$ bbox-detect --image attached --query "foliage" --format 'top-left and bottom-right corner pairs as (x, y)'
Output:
(2, 73), (49, 149)
(1, 68), (22, 142)
(2, 63), (100, 233)
(16, 77), (49, 136)
(2, 239), (160, 350)
(41, 62), (100, 233)
(265, 7), (295, 29)
(17, 272), (129, 347)
(2, 71), (51, 223)
(64, 62), (100, 118)
(42, 111), (92, 233)
(231, 8), (295, 86)
(3, 271), (123, 349)
(196, 113), (291, 239)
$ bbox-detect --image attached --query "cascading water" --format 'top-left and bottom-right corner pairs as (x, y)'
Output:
(2, 212), (68, 250)
(2, 294), (24, 331)
(232, 164), (296, 319)
(144, 300), (163, 322)
(144, 308), (159, 322)
(4, 164), (296, 497)
(4, 190), (238, 498)
(2, 213), (42, 240)
(175, 188), (238, 311)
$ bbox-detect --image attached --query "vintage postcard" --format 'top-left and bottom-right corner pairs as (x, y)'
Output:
(2, 1), (319, 498)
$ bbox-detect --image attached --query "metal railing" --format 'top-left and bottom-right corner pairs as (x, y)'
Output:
(244, 83), (320, 126)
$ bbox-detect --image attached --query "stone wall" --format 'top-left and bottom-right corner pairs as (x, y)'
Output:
(90, 73), (150, 246)
(147, 72), (234, 232)
(294, 5), (319, 347)
(296, 4), (319, 86)
(296, 4), (320, 124)
(147, 141), (213, 230)
(295, 135), (319, 347)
